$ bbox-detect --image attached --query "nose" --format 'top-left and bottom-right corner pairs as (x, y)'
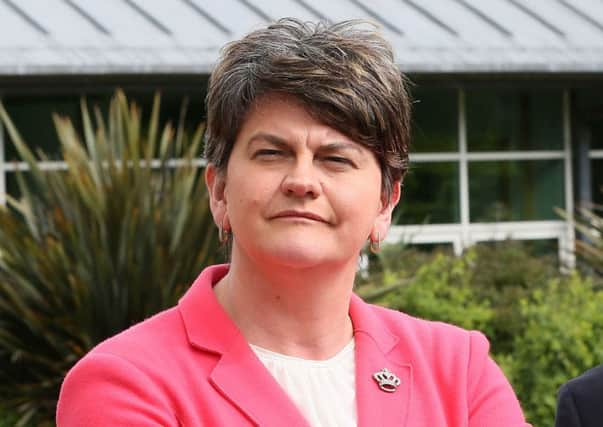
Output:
(280, 159), (321, 199)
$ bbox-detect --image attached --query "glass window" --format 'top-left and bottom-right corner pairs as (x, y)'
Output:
(124, 91), (205, 136)
(575, 88), (603, 150)
(466, 89), (563, 151)
(469, 160), (564, 222)
(3, 95), (83, 161)
(591, 119), (603, 150)
(394, 162), (459, 224)
(2, 90), (206, 163)
(593, 159), (603, 206)
(410, 87), (457, 152)
(5, 171), (23, 198)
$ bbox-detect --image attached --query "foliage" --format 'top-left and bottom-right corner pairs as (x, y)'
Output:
(0, 407), (18, 427)
(469, 241), (558, 354)
(504, 274), (603, 426)
(374, 251), (494, 333)
(355, 243), (449, 300)
(0, 91), (221, 425)
(374, 242), (443, 280)
(359, 240), (558, 352)
(359, 240), (603, 427)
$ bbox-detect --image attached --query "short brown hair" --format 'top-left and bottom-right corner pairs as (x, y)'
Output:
(204, 18), (411, 198)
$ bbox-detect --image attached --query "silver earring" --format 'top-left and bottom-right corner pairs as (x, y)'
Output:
(369, 231), (381, 254)
(218, 220), (231, 243)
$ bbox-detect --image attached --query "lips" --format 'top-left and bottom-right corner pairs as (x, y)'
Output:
(271, 210), (328, 223)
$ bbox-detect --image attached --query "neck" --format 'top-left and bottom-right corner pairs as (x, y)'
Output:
(214, 247), (356, 360)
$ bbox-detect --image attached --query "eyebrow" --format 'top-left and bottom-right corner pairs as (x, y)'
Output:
(320, 142), (363, 155)
(247, 132), (363, 154)
(247, 132), (290, 150)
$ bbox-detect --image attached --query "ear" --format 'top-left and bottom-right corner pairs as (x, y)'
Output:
(205, 164), (229, 230)
(370, 181), (401, 242)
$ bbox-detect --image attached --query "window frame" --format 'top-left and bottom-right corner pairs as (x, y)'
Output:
(391, 88), (574, 266)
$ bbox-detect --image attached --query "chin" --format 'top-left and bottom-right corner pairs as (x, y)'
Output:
(260, 242), (341, 270)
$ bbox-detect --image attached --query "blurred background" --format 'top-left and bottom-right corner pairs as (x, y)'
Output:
(1, 1), (603, 426)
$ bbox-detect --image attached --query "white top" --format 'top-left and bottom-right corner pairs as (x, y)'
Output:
(250, 340), (357, 427)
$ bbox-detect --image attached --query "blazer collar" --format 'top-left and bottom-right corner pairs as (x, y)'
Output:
(178, 265), (309, 426)
(178, 264), (237, 354)
(178, 265), (411, 427)
(350, 294), (412, 427)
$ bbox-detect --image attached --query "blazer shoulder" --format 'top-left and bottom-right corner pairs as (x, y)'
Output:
(69, 305), (188, 382)
(366, 302), (488, 353)
(562, 364), (603, 396)
(57, 308), (187, 426)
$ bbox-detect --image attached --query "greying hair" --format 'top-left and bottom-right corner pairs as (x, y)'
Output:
(204, 18), (411, 198)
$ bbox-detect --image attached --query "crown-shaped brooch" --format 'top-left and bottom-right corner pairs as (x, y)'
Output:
(372, 368), (401, 393)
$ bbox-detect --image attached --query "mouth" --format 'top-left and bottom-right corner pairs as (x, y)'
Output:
(271, 210), (328, 223)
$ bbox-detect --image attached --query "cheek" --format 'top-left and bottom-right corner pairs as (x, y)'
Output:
(332, 184), (381, 223)
(225, 175), (273, 214)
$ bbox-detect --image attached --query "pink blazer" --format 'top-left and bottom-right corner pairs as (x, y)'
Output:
(57, 265), (530, 426)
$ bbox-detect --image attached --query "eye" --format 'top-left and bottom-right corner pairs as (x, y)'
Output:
(323, 156), (355, 167)
(253, 149), (285, 159)
(326, 156), (349, 163)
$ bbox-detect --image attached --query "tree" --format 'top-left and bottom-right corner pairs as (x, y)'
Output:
(0, 91), (221, 425)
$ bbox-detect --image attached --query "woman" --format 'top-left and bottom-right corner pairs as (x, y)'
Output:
(57, 19), (530, 426)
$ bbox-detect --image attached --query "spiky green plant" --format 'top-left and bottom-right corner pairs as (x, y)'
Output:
(557, 202), (603, 279)
(0, 90), (221, 425)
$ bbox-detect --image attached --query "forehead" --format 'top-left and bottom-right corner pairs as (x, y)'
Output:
(237, 93), (354, 146)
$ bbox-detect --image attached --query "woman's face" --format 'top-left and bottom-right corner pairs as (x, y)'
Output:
(206, 94), (400, 269)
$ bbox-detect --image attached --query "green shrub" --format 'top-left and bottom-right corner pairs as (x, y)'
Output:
(362, 240), (559, 353)
(0, 407), (19, 427)
(0, 91), (221, 425)
(375, 251), (494, 333)
(505, 273), (603, 426)
(355, 243), (449, 301)
(470, 241), (558, 354)
(373, 241), (442, 279)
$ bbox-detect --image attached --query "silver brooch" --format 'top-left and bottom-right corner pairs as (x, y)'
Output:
(373, 368), (401, 393)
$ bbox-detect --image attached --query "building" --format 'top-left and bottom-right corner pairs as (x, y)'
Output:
(2, 0), (603, 263)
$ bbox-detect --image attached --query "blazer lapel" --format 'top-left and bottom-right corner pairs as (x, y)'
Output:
(210, 338), (311, 427)
(179, 265), (310, 427)
(351, 294), (412, 427)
